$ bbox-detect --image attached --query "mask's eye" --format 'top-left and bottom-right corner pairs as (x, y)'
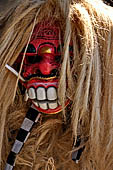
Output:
(22, 44), (36, 53)
(27, 55), (42, 64)
(38, 46), (54, 54)
(57, 45), (61, 53)
(69, 45), (73, 53)
(55, 55), (61, 63)
(57, 44), (64, 53)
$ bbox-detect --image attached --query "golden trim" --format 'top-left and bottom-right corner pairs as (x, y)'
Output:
(27, 76), (57, 81)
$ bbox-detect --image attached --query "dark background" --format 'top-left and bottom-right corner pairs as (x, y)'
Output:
(104, 0), (113, 6)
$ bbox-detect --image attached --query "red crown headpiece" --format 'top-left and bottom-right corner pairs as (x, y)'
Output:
(31, 22), (60, 41)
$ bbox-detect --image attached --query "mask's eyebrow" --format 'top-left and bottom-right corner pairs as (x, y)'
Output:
(5, 64), (26, 82)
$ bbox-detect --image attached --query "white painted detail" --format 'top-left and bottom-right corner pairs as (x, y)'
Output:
(58, 100), (61, 106)
(35, 113), (41, 123)
(11, 140), (23, 154)
(21, 118), (34, 131)
(47, 87), (57, 100)
(32, 101), (39, 107)
(24, 132), (30, 143)
(24, 90), (29, 101)
(5, 163), (13, 170)
(48, 102), (58, 109)
(5, 64), (25, 82)
(39, 102), (47, 110)
(28, 88), (36, 99)
(76, 160), (79, 164)
(37, 87), (46, 100)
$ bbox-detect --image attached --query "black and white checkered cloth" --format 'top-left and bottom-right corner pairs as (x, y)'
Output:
(72, 135), (85, 163)
(5, 105), (41, 170)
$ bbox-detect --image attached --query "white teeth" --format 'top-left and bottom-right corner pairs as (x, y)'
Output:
(32, 101), (38, 107)
(28, 88), (36, 99)
(47, 87), (57, 100)
(29, 86), (59, 110)
(36, 87), (46, 100)
(39, 102), (47, 110)
(33, 100), (58, 110)
(48, 102), (58, 109)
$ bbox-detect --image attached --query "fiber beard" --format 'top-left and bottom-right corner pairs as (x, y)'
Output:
(0, 0), (113, 170)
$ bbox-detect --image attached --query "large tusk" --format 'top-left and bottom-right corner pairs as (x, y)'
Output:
(5, 64), (26, 82)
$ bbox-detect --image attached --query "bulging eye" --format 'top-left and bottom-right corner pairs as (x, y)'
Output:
(27, 55), (42, 64)
(57, 45), (61, 53)
(22, 44), (36, 53)
(69, 45), (73, 53)
(55, 55), (61, 63)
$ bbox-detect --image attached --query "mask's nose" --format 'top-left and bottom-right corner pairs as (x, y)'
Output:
(22, 46), (60, 79)
(37, 46), (58, 76)
(37, 54), (59, 76)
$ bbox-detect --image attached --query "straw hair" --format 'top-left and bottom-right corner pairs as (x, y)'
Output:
(0, 0), (113, 169)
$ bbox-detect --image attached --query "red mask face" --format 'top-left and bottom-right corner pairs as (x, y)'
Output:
(14, 22), (70, 114)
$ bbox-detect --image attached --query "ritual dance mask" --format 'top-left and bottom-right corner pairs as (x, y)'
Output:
(13, 22), (72, 114)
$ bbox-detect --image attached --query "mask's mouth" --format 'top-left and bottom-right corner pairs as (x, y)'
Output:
(25, 78), (70, 114)
(5, 64), (70, 114)
(32, 100), (70, 114)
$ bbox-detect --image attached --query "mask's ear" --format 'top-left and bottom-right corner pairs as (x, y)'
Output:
(104, 0), (113, 6)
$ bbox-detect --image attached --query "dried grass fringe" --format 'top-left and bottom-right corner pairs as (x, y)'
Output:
(0, 0), (113, 169)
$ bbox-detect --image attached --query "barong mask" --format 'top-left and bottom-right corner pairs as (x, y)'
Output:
(13, 23), (71, 114)
(5, 23), (87, 170)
